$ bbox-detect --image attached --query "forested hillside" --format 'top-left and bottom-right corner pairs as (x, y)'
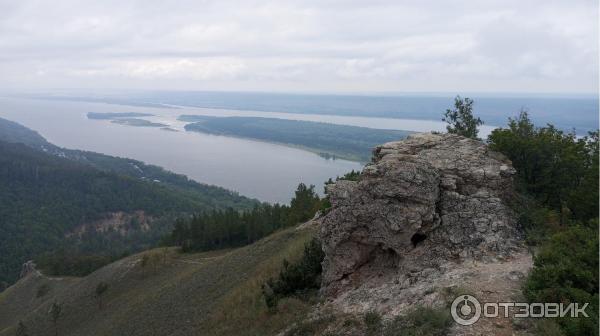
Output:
(0, 117), (255, 208)
(0, 118), (257, 285)
(0, 117), (48, 148)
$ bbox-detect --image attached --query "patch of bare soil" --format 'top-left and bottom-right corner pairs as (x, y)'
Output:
(447, 251), (534, 336)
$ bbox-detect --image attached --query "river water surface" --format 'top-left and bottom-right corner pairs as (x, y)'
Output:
(0, 97), (503, 203)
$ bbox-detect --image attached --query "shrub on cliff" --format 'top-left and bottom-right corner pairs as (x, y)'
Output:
(262, 238), (324, 309)
(524, 223), (599, 336)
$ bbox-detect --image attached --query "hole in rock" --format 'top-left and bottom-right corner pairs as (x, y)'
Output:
(411, 233), (427, 247)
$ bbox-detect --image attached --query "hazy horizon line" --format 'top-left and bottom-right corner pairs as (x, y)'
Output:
(2, 88), (598, 100)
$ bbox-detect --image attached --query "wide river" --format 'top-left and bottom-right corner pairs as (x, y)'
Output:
(0, 97), (495, 203)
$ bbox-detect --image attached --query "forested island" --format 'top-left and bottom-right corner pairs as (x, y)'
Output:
(110, 118), (167, 127)
(180, 115), (412, 162)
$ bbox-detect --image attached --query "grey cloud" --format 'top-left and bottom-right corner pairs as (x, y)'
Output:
(0, 0), (597, 93)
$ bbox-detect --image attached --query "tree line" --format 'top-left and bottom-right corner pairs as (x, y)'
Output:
(166, 183), (323, 252)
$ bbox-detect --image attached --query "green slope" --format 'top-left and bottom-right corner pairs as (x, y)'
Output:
(0, 226), (316, 336)
(0, 117), (48, 148)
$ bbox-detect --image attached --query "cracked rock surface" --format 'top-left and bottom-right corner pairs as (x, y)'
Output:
(319, 133), (525, 309)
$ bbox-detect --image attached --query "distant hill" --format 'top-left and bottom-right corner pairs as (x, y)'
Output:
(0, 117), (48, 148)
(0, 226), (316, 336)
(181, 115), (412, 161)
(0, 117), (257, 285)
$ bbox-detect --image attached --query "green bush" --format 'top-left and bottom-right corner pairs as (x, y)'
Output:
(488, 111), (598, 222)
(321, 170), (361, 214)
(524, 224), (599, 336)
(534, 319), (565, 336)
(516, 205), (561, 247)
(36, 250), (114, 277)
(339, 170), (361, 181)
(384, 306), (452, 336)
(364, 310), (382, 333)
(262, 238), (325, 308)
(319, 198), (332, 213)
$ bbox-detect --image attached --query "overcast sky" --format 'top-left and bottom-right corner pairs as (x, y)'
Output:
(0, 0), (597, 94)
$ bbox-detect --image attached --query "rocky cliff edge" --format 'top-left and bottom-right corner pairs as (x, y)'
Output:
(318, 133), (530, 323)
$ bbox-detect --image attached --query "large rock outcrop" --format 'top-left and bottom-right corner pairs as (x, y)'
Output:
(319, 133), (526, 314)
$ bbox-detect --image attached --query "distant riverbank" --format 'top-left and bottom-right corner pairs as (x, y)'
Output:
(32, 91), (599, 135)
(181, 115), (412, 162)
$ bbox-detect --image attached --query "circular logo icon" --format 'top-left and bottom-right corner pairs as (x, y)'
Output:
(451, 295), (481, 325)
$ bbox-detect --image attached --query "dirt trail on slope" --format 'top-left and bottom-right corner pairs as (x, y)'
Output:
(448, 251), (534, 336)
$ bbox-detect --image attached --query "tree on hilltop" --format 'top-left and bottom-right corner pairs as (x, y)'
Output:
(443, 96), (483, 139)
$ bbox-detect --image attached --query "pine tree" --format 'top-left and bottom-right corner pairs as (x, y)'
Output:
(442, 96), (483, 139)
